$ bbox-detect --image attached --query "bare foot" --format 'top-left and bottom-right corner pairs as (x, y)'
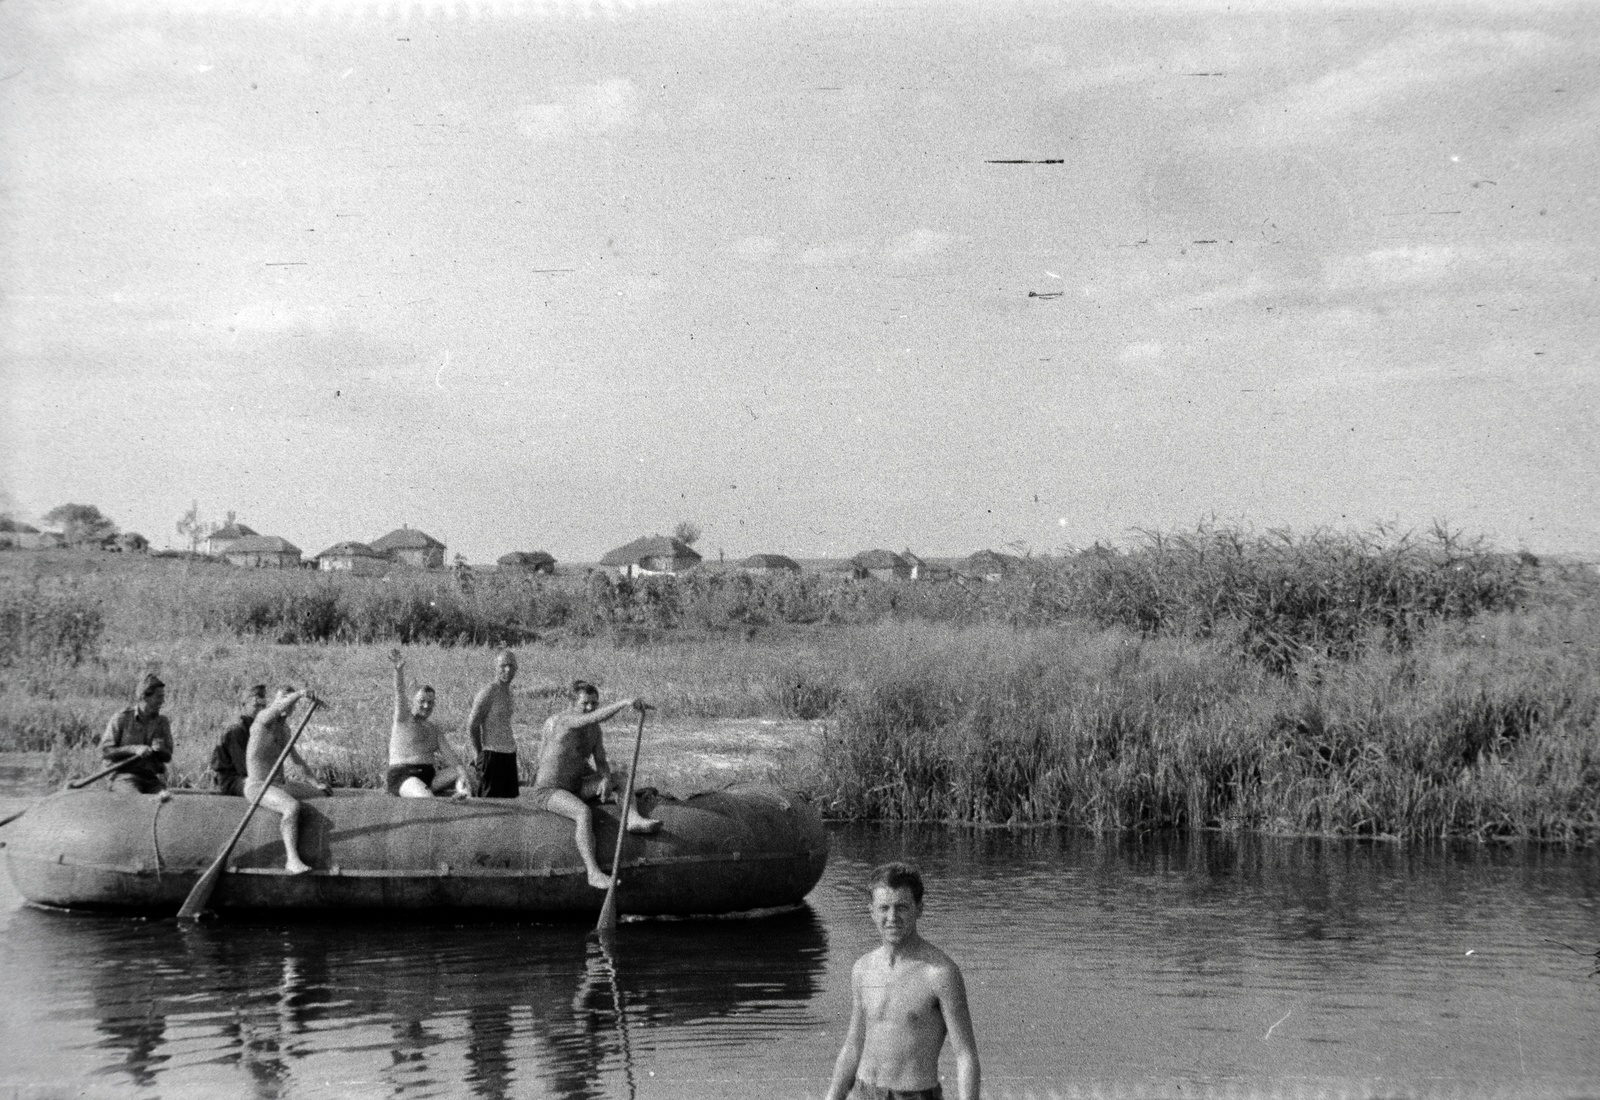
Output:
(625, 813), (662, 835)
(286, 859), (313, 875)
(587, 870), (613, 890)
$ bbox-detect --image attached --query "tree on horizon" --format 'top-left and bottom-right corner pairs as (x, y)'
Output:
(42, 503), (117, 546)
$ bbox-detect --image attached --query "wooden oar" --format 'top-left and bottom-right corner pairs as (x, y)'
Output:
(595, 706), (649, 935)
(66, 755), (143, 790)
(177, 699), (320, 921)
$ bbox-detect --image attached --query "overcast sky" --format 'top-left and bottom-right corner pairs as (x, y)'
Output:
(2, 0), (1595, 562)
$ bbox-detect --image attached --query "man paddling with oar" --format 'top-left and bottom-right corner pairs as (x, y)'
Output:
(98, 673), (174, 794)
(531, 681), (661, 891)
(246, 686), (330, 874)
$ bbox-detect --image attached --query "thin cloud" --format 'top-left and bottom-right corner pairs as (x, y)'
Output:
(800, 239), (871, 266)
(885, 228), (954, 263)
(1119, 341), (1164, 364)
(726, 236), (780, 261)
(515, 78), (639, 144)
(1166, 273), (1275, 313)
(1226, 29), (1559, 146)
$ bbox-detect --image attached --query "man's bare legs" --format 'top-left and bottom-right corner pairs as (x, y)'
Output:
(541, 788), (613, 889)
(252, 782), (325, 874)
(588, 771), (661, 835)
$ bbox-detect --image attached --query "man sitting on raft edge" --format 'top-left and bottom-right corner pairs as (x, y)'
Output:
(247, 686), (331, 875)
(531, 680), (661, 890)
(387, 648), (471, 800)
(99, 672), (174, 794)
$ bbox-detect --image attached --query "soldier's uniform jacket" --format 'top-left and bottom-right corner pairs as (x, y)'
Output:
(99, 708), (174, 791)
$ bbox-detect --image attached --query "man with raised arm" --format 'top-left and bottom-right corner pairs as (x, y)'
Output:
(386, 648), (470, 799)
(530, 680), (661, 890)
(99, 672), (175, 794)
(246, 686), (331, 874)
(825, 863), (980, 1100)
(466, 650), (520, 798)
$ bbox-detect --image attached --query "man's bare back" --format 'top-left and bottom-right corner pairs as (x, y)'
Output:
(826, 865), (979, 1100)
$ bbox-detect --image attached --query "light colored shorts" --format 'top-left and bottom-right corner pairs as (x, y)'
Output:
(243, 777), (326, 802)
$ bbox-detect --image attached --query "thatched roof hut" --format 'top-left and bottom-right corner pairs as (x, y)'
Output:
(223, 535), (301, 569)
(741, 553), (802, 574)
(203, 522), (258, 556)
(600, 535), (703, 577)
(498, 550), (557, 574)
(316, 541), (390, 576)
(371, 527), (446, 569)
(961, 549), (1023, 581)
(850, 549), (911, 581)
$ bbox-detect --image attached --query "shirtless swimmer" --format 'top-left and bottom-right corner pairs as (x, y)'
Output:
(825, 862), (980, 1100)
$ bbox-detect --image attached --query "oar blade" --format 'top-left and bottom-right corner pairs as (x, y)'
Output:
(176, 859), (226, 921)
(596, 880), (620, 935)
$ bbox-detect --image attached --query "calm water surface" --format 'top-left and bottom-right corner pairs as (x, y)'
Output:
(2, 789), (1598, 1100)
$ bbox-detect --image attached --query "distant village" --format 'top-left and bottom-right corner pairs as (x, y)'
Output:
(0, 513), (1027, 584)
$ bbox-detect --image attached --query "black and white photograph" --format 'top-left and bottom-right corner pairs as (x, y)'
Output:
(2, 0), (1597, 1096)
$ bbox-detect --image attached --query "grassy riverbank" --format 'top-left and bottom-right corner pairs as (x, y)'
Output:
(2, 532), (1596, 844)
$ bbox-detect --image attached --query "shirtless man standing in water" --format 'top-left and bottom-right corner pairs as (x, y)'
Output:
(386, 649), (470, 799)
(825, 863), (980, 1100)
(530, 680), (661, 889)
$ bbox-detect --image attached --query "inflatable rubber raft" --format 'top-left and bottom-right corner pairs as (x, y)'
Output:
(0, 784), (828, 916)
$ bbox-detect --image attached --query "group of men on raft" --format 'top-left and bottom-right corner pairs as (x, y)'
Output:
(101, 659), (983, 1100)
(97, 649), (660, 887)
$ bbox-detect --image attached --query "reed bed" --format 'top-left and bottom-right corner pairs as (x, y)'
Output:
(2, 530), (1595, 843)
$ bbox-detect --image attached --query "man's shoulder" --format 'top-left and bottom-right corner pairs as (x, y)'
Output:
(913, 941), (964, 986)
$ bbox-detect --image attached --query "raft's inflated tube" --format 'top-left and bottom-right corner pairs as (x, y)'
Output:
(4, 784), (827, 916)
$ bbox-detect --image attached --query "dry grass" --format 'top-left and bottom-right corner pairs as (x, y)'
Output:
(2, 540), (1596, 843)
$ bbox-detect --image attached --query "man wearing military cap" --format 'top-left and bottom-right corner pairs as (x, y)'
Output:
(99, 672), (175, 793)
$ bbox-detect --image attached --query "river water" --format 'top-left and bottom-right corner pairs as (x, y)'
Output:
(1, 787), (1598, 1099)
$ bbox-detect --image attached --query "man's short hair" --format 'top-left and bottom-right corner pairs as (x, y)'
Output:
(570, 679), (598, 699)
(418, 685), (436, 696)
(240, 684), (267, 706)
(868, 862), (925, 905)
(138, 672), (165, 698)
(497, 650), (517, 665)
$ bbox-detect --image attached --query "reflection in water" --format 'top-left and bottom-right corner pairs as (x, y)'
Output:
(23, 905), (829, 1099)
(89, 961), (168, 1089)
(4, 826), (1598, 1098)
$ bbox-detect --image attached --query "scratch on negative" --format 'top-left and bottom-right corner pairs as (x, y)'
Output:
(1264, 1010), (1292, 1040)
(435, 350), (451, 390)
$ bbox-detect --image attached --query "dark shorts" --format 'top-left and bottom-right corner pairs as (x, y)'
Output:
(386, 763), (437, 796)
(213, 774), (246, 798)
(851, 1082), (943, 1100)
(474, 751), (520, 799)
